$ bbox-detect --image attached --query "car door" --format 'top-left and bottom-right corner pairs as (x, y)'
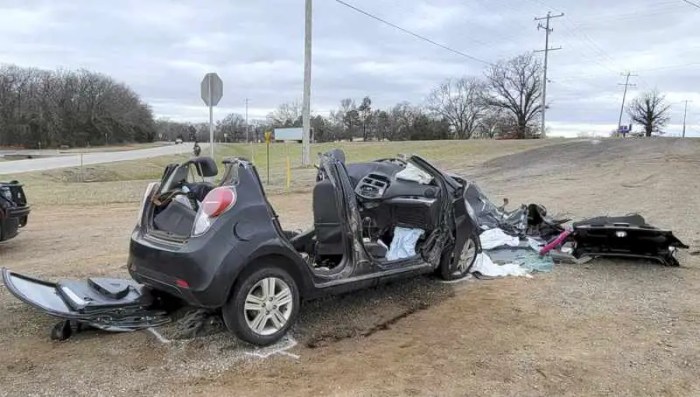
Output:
(317, 152), (374, 280)
(408, 156), (478, 265)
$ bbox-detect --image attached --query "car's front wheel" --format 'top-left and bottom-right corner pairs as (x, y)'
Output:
(439, 235), (478, 281)
(223, 266), (300, 346)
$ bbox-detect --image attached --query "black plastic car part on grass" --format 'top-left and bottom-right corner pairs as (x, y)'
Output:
(571, 215), (688, 266)
(0, 180), (30, 242)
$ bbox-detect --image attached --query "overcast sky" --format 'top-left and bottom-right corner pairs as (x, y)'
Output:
(1, 0), (698, 137)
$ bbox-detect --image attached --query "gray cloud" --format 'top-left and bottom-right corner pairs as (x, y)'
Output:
(0, 0), (698, 136)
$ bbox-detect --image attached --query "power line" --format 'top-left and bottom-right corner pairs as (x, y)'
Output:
(637, 61), (700, 72)
(617, 72), (638, 133)
(682, 0), (700, 9)
(334, 0), (492, 65)
(682, 100), (693, 138)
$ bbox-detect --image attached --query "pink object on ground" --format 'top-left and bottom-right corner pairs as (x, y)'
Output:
(539, 229), (573, 256)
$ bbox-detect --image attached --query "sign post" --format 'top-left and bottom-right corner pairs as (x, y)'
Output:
(201, 73), (223, 158)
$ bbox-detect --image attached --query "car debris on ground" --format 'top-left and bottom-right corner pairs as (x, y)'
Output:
(464, 180), (688, 278)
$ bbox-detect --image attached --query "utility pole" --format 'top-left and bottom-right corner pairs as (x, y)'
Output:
(617, 72), (637, 133)
(246, 97), (254, 161)
(301, 0), (312, 166)
(535, 11), (564, 137)
(682, 100), (692, 138)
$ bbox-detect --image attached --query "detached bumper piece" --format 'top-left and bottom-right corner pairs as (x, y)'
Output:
(2, 268), (170, 340)
(571, 215), (689, 266)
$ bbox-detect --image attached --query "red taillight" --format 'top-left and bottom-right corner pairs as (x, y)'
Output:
(201, 187), (236, 217)
(175, 279), (189, 288)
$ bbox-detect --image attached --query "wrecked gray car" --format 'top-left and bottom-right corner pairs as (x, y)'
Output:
(3, 150), (482, 345)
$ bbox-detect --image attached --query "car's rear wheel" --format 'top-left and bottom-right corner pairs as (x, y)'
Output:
(439, 235), (478, 281)
(223, 266), (300, 346)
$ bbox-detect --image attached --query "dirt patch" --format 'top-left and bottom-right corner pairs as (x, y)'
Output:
(298, 276), (455, 348)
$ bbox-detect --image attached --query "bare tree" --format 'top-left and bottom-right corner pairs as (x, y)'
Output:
(484, 53), (543, 139)
(427, 77), (486, 139)
(216, 113), (246, 142)
(475, 108), (510, 139)
(626, 90), (670, 137)
(330, 98), (357, 140)
(358, 96), (372, 141)
(267, 100), (302, 127)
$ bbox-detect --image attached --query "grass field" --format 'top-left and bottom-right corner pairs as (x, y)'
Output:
(3, 139), (561, 207)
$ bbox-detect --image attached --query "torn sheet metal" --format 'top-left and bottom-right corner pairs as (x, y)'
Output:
(465, 182), (567, 239)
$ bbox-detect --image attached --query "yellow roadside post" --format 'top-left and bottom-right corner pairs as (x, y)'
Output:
(264, 131), (272, 185)
(286, 143), (291, 190)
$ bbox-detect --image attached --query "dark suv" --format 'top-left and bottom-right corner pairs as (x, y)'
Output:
(127, 150), (480, 345)
(0, 181), (30, 242)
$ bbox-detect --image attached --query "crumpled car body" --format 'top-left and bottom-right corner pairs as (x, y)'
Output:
(3, 150), (482, 346)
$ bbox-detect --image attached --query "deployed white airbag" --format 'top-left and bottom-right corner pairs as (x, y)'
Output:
(387, 226), (425, 261)
(396, 163), (433, 185)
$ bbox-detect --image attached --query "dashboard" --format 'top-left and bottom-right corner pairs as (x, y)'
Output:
(346, 160), (441, 230)
(347, 160), (438, 202)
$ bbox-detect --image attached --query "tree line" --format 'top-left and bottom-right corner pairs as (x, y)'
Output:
(0, 64), (156, 148)
(2, 51), (673, 148)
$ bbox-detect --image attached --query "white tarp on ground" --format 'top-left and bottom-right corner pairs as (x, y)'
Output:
(470, 253), (532, 278)
(479, 228), (521, 250)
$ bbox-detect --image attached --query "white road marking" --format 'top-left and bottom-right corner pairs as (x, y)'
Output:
(244, 336), (298, 360)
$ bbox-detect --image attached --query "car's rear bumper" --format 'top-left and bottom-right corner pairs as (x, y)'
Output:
(2, 268), (169, 330)
(127, 228), (245, 308)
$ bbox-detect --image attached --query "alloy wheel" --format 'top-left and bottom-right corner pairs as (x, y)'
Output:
(243, 277), (294, 336)
(455, 237), (477, 274)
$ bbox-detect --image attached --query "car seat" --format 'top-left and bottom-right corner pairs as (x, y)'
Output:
(313, 177), (345, 256)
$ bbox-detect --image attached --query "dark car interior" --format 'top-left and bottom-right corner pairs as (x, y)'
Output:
(150, 157), (219, 237)
(292, 150), (444, 270)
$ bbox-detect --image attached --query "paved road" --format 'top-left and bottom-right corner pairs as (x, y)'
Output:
(0, 143), (205, 175)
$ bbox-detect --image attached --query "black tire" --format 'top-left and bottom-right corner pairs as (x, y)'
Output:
(439, 234), (478, 281)
(222, 266), (300, 346)
(50, 321), (72, 341)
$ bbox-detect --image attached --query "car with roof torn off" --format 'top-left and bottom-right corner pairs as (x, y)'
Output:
(3, 150), (482, 345)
